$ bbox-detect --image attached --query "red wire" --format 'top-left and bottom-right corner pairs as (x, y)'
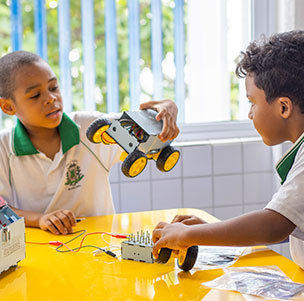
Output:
(72, 232), (127, 253)
(26, 232), (128, 252)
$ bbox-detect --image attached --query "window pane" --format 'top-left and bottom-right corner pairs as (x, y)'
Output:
(185, 0), (252, 123)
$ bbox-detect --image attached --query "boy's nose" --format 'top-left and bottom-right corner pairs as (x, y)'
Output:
(248, 108), (253, 120)
(46, 95), (56, 105)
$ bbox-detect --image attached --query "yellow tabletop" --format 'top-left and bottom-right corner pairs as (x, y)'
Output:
(0, 208), (303, 300)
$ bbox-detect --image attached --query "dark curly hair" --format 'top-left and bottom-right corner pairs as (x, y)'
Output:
(0, 50), (41, 100)
(236, 30), (304, 113)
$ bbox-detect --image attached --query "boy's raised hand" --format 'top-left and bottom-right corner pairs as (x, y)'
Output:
(139, 99), (179, 142)
(39, 209), (77, 235)
(152, 221), (189, 258)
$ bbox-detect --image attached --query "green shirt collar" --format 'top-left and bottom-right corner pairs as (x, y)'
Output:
(276, 132), (304, 184)
(12, 113), (80, 156)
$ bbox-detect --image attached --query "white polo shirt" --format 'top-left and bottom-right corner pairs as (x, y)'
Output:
(265, 132), (304, 269)
(0, 111), (122, 217)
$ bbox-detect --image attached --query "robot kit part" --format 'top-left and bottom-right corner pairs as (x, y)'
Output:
(155, 246), (199, 272)
(86, 110), (180, 178)
(121, 231), (198, 271)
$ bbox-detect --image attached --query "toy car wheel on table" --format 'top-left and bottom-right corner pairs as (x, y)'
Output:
(156, 146), (180, 172)
(155, 248), (172, 264)
(86, 118), (116, 144)
(177, 245), (198, 271)
(121, 150), (148, 178)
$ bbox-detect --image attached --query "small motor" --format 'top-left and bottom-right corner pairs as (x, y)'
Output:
(86, 109), (180, 178)
(0, 197), (25, 274)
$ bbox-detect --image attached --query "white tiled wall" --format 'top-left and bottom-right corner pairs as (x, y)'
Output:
(109, 138), (291, 259)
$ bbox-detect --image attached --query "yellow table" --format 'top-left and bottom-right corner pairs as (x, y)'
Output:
(0, 208), (303, 300)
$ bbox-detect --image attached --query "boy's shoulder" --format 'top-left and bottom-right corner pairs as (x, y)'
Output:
(68, 110), (121, 122)
(0, 127), (13, 154)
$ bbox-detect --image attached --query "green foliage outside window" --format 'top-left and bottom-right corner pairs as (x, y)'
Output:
(0, 0), (238, 124)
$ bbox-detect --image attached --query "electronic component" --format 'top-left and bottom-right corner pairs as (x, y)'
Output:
(0, 198), (25, 274)
(86, 109), (180, 177)
(121, 230), (154, 263)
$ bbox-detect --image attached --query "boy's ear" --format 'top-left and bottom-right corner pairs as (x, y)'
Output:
(278, 97), (293, 119)
(0, 98), (16, 115)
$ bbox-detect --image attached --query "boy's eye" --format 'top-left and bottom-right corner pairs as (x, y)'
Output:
(29, 93), (40, 99)
(50, 86), (58, 92)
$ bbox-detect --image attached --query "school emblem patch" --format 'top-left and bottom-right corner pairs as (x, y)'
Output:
(65, 160), (84, 189)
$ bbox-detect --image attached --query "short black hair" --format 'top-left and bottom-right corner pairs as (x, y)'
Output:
(0, 50), (42, 100)
(236, 30), (304, 113)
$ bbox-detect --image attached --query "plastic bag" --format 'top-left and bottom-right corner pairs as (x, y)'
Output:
(202, 266), (304, 300)
(194, 246), (246, 270)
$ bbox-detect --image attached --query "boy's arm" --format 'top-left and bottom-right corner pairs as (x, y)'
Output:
(152, 209), (296, 258)
(9, 206), (76, 235)
(139, 99), (179, 141)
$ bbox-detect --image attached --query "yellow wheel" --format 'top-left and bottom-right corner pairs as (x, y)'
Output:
(156, 146), (180, 172)
(155, 248), (172, 264)
(121, 150), (148, 178)
(177, 245), (198, 271)
(86, 118), (116, 144)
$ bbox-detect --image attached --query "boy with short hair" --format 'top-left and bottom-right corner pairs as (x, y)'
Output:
(0, 50), (179, 235)
(152, 30), (304, 269)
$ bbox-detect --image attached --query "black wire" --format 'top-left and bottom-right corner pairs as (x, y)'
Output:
(55, 229), (86, 252)
(54, 229), (117, 258)
(56, 244), (104, 253)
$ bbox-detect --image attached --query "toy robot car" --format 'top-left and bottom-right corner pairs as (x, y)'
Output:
(86, 109), (180, 178)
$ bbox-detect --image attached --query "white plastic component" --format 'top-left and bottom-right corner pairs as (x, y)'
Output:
(0, 205), (25, 274)
(121, 231), (154, 263)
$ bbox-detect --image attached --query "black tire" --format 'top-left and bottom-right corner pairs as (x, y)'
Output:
(121, 150), (148, 178)
(86, 118), (111, 144)
(155, 248), (172, 264)
(177, 245), (198, 271)
(156, 146), (180, 172)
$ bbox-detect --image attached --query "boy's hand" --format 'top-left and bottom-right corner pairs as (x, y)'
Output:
(171, 214), (206, 225)
(39, 209), (76, 235)
(139, 99), (179, 142)
(152, 221), (189, 258)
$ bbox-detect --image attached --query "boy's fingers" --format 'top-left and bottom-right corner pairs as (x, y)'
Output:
(171, 215), (191, 223)
(155, 107), (167, 121)
(154, 221), (168, 230)
(152, 221), (168, 243)
(139, 100), (158, 110)
(159, 117), (169, 141)
(50, 215), (67, 234)
(44, 220), (59, 235)
(56, 212), (73, 233)
(63, 210), (77, 227)
(152, 239), (165, 258)
(173, 126), (180, 140)
(152, 228), (161, 243)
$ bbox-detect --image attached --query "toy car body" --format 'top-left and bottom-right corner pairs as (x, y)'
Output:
(86, 109), (180, 177)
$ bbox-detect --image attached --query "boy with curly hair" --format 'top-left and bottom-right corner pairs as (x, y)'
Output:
(152, 30), (304, 269)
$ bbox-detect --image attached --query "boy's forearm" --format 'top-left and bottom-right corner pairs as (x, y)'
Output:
(181, 209), (296, 247)
(9, 206), (42, 228)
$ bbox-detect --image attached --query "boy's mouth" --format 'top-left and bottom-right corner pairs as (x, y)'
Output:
(46, 108), (62, 119)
